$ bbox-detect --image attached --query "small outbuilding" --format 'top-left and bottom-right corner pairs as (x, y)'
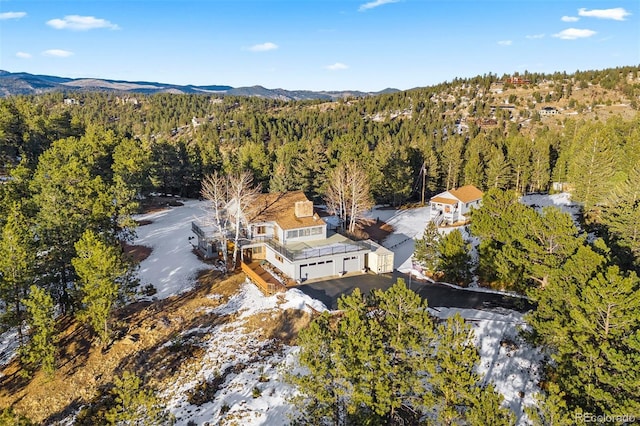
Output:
(365, 240), (394, 274)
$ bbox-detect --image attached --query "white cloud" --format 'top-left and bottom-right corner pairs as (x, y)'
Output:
(16, 52), (32, 59)
(526, 34), (545, 39)
(578, 7), (630, 21)
(359, 0), (400, 12)
(248, 42), (278, 52)
(553, 28), (597, 40)
(46, 15), (120, 31)
(0, 11), (27, 20)
(561, 16), (579, 22)
(325, 62), (349, 71)
(42, 49), (74, 57)
(498, 40), (512, 46)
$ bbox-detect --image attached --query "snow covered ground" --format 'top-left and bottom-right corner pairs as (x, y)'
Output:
(520, 192), (580, 218)
(430, 307), (543, 422)
(163, 283), (325, 426)
(133, 200), (219, 300)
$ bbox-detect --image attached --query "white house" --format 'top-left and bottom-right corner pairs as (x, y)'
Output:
(429, 185), (483, 225)
(193, 191), (394, 291)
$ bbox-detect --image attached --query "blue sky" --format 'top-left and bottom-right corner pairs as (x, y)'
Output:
(1, 0), (638, 91)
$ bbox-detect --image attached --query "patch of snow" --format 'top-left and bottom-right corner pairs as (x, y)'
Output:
(520, 192), (581, 223)
(162, 281), (327, 426)
(280, 288), (328, 313)
(133, 200), (216, 300)
(0, 328), (21, 373)
(430, 308), (543, 425)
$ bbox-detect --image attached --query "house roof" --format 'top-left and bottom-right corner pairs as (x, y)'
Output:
(251, 190), (325, 230)
(429, 185), (483, 204)
(449, 185), (483, 203)
(430, 196), (458, 205)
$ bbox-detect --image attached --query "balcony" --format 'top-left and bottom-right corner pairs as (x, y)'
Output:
(241, 233), (372, 262)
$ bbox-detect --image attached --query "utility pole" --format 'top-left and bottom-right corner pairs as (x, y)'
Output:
(421, 161), (426, 206)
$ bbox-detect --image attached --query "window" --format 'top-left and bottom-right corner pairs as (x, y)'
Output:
(275, 254), (283, 263)
(253, 246), (263, 254)
(311, 227), (323, 235)
(256, 225), (267, 235)
(287, 230), (298, 239)
(299, 228), (311, 237)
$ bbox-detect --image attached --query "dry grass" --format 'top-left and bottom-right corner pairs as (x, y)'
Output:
(0, 270), (313, 423)
(0, 272), (244, 423)
(243, 309), (313, 345)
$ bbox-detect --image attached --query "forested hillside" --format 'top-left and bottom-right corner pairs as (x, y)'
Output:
(0, 65), (639, 424)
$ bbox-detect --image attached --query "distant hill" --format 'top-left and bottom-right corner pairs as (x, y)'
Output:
(0, 70), (398, 100)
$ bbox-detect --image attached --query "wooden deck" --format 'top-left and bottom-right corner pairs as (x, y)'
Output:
(241, 261), (287, 295)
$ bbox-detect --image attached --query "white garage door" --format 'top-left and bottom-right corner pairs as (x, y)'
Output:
(342, 255), (360, 273)
(300, 260), (334, 281)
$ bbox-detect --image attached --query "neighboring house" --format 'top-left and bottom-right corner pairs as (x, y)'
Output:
(429, 185), (483, 225)
(539, 106), (559, 116)
(193, 190), (394, 292)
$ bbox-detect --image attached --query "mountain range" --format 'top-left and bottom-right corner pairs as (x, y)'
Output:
(0, 70), (398, 100)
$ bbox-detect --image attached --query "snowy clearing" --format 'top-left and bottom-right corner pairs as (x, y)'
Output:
(163, 282), (325, 426)
(133, 200), (219, 300)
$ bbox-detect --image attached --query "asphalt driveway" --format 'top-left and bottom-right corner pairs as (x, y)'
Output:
(297, 271), (533, 312)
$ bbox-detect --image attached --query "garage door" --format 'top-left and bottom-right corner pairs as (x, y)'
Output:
(342, 255), (360, 273)
(300, 260), (334, 281)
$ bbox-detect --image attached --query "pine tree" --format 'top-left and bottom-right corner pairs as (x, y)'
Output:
(20, 285), (56, 377)
(428, 314), (479, 424)
(484, 145), (511, 190)
(414, 220), (441, 273)
(525, 382), (574, 426)
(567, 122), (619, 220)
(437, 229), (472, 285)
(559, 266), (640, 414)
(105, 371), (172, 425)
(0, 204), (35, 335)
(72, 230), (127, 344)
(466, 383), (515, 426)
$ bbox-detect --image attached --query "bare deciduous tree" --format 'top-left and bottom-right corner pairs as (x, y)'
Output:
(201, 170), (261, 272)
(227, 171), (261, 270)
(201, 171), (230, 269)
(325, 163), (373, 234)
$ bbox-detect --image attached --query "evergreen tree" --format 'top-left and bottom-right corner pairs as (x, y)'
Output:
(414, 220), (441, 273)
(524, 383), (574, 426)
(0, 204), (35, 335)
(428, 314), (479, 424)
(30, 135), (118, 310)
(72, 230), (128, 344)
(20, 285), (57, 377)
(288, 280), (514, 424)
(484, 145), (511, 190)
(602, 164), (640, 265)
(567, 122), (618, 220)
(466, 383), (514, 426)
(437, 229), (472, 285)
(105, 371), (172, 425)
(559, 266), (640, 414)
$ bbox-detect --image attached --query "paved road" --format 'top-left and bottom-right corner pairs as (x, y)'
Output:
(297, 271), (534, 312)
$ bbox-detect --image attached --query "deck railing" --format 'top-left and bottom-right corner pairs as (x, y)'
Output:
(242, 235), (372, 262)
(241, 262), (286, 295)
